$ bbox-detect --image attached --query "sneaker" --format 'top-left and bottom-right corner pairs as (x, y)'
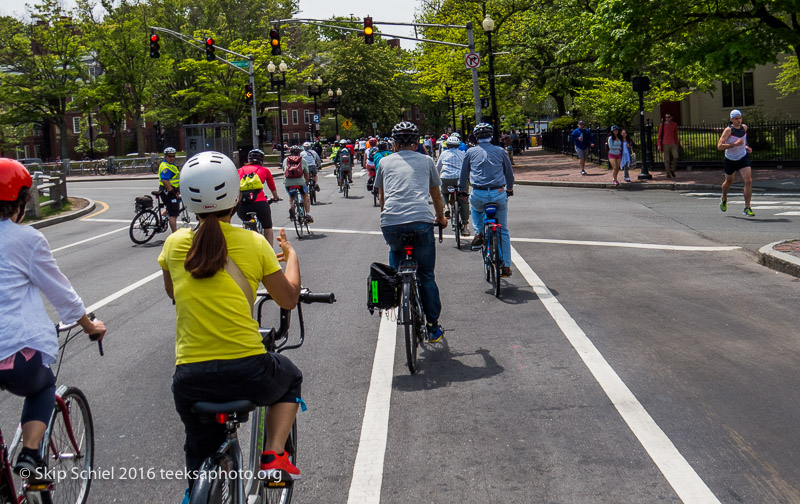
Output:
(338, 187), (343, 193)
(426, 324), (444, 343)
(315, 184), (320, 192)
(743, 207), (755, 217)
(259, 450), (301, 481)
(580, 169), (587, 176)
(14, 449), (50, 483)
(624, 177), (631, 182)
(470, 233), (484, 250)
(719, 198), (727, 212)
(444, 208), (451, 218)
(461, 225), (471, 237)
(502, 266), (512, 278)
(305, 215), (314, 223)
(613, 180), (619, 186)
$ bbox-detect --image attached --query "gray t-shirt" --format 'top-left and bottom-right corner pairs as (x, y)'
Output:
(374, 150), (440, 228)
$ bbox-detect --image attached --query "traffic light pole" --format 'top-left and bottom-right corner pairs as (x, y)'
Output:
(150, 26), (259, 150)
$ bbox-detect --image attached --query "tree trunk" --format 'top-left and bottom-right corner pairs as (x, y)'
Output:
(551, 94), (567, 117)
(135, 112), (147, 155)
(57, 120), (70, 162)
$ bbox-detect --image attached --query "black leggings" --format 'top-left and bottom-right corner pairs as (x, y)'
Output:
(0, 351), (56, 425)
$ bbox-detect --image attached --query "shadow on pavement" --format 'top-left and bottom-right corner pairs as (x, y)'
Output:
(393, 341), (504, 392)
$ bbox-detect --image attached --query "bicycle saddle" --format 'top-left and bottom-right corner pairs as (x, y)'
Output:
(151, 190), (162, 196)
(192, 400), (257, 416)
(484, 203), (498, 218)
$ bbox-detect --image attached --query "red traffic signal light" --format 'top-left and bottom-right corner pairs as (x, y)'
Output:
(149, 32), (160, 58)
(364, 17), (374, 44)
(269, 28), (281, 55)
(205, 37), (215, 61)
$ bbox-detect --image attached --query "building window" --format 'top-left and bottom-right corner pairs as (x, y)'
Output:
(73, 116), (81, 134)
(722, 73), (754, 108)
(293, 132), (300, 142)
(304, 110), (310, 124)
(292, 110), (299, 125)
(415, 108), (420, 120)
(283, 133), (289, 143)
(24, 145), (30, 158)
(305, 132), (313, 141)
(34, 145), (42, 158)
(282, 110), (288, 125)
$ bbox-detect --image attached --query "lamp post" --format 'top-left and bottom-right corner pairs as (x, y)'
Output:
(268, 60), (288, 163)
(327, 88), (342, 140)
(308, 77), (323, 138)
(444, 85), (457, 134)
(482, 13), (499, 145)
(399, 107), (406, 121)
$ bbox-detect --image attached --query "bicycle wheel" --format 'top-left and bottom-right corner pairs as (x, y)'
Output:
(241, 407), (267, 500)
(179, 206), (192, 229)
(402, 279), (418, 374)
(343, 179), (349, 199)
(373, 190), (378, 207)
(293, 200), (303, 240)
(482, 226), (491, 283)
(309, 186), (316, 205)
(260, 420), (297, 504)
(95, 161), (106, 176)
(491, 229), (502, 298)
(45, 387), (94, 504)
(150, 161), (160, 174)
(190, 452), (237, 504)
(453, 202), (461, 249)
(129, 210), (159, 244)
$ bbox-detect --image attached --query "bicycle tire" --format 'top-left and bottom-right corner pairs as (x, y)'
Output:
(179, 206), (192, 229)
(309, 187), (316, 206)
(190, 452), (237, 504)
(45, 386), (94, 504)
(96, 162), (106, 176)
(402, 280), (418, 374)
(241, 407), (267, 499)
(482, 226), (491, 283)
(129, 210), (159, 244)
(343, 179), (349, 199)
(491, 229), (502, 298)
(453, 201), (461, 249)
(373, 190), (378, 207)
(261, 421), (297, 504)
(150, 161), (160, 174)
(293, 199), (303, 240)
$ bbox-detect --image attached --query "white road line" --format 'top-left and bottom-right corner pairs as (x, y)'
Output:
(51, 226), (129, 253)
(510, 246), (721, 504)
(347, 310), (397, 504)
(776, 211), (800, 216)
(81, 218), (131, 223)
(751, 205), (797, 210)
(311, 227), (740, 251)
(84, 270), (162, 313)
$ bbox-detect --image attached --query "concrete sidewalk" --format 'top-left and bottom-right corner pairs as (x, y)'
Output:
(511, 147), (800, 277)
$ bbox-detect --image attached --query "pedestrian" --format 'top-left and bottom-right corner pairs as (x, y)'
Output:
(570, 120), (594, 175)
(717, 109), (755, 217)
(519, 131), (528, 151)
(500, 131), (514, 165)
(606, 126), (623, 186)
(620, 129), (635, 182)
(657, 112), (680, 178)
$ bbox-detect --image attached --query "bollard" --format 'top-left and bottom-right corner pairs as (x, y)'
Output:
(26, 178), (42, 219)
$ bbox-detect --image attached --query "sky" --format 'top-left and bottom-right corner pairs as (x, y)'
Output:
(0, 0), (422, 49)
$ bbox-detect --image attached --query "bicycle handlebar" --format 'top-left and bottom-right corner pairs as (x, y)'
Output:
(256, 288), (336, 353)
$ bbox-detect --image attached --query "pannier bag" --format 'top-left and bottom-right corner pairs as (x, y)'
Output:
(135, 195), (153, 213)
(367, 262), (399, 315)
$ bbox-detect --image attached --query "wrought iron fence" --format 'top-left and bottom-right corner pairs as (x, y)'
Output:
(542, 121), (800, 168)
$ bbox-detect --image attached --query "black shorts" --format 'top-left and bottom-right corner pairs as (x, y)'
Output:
(237, 200), (273, 229)
(159, 190), (182, 217)
(723, 156), (751, 175)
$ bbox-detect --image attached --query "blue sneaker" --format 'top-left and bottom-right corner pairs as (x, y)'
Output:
(426, 324), (444, 343)
(181, 488), (189, 504)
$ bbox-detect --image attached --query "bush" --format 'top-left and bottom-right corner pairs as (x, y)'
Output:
(549, 115), (576, 131)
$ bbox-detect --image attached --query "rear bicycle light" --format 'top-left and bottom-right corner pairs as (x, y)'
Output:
(215, 413), (229, 424)
(404, 246), (414, 255)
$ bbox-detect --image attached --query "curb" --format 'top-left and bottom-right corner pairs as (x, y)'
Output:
(28, 198), (95, 229)
(759, 240), (800, 278)
(68, 175), (158, 183)
(513, 180), (798, 193)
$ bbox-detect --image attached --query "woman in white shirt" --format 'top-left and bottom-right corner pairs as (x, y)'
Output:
(0, 159), (105, 480)
(606, 125), (623, 186)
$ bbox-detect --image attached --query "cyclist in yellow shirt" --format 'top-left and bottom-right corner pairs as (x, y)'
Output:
(157, 151), (303, 500)
(158, 147), (181, 232)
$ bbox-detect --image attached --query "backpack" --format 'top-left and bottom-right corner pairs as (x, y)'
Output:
(367, 263), (399, 315)
(284, 155), (304, 179)
(239, 168), (264, 203)
(339, 148), (351, 167)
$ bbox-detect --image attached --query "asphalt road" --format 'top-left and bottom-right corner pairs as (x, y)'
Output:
(2, 168), (800, 503)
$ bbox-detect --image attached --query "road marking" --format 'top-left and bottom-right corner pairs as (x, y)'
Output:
(347, 309), (397, 504)
(81, 200), (109, 220)
(81, 218), (131, 223)
(84, 270), (162, 313)
(325, 170), (368, 178)
(51, 226), (129, 253)
(310, 227), (739, 251)
(776, 211), (800, 216)
(510, 246), (721, 504)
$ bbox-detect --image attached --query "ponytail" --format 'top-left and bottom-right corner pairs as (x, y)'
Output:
(184, 209), (229, 279)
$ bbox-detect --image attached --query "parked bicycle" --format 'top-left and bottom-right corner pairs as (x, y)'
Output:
(287, 186), (311, 240)
(397, 226), (443, 374)
(188, 289), (336, 504)
(129, 189), (191, 244)
(0, 316), (104, 504)
(478, 203), (503, 298)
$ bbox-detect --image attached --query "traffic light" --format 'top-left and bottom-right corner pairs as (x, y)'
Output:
(269, 28), (281, 55)
(244, 84), (253, 106)
(363, 17), (374, 44)
(149, 32), (160, 58)
(204, 37), (215, 61)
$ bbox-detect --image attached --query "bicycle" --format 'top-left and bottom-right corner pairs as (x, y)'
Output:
(242, 199), (280, 235)
(0, 317), (104, 504)
(366, 175), (378, 207)
(479, 203), (503, 298)
(287, 186), (311, 240)
(188, 289), (336, 504)
(446, 186), (466, 249)
(129, 189), (191, 244)
(307, 175), (318, 206)
(396, 225), (443, 374)
(339, 171), (351, 199)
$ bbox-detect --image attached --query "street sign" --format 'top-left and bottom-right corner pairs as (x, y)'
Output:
(313, 114), (320, 124)
(232, 60), (249, 68)
(342, 119), (353, 130)
(464, 52), (481, 69)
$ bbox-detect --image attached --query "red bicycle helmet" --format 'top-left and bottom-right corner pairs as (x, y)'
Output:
(368, 137), (377, 146)
(0, 158), (32, 201)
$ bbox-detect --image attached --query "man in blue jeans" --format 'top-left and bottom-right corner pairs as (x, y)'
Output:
(459, 122), (515, 277)
(375, 121), (448, 342)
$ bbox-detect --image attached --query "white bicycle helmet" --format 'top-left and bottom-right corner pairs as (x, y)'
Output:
(181, 151), (239, 214)
(164, 147), (177, 155)
(302, 141), (312, 150)
(446, 134), (461, 147)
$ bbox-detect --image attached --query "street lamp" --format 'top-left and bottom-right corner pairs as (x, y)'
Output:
(482, 13), (499, 144)
(308, 77), (323, 139)
(327, 87), (342, 139)
(444, 85), (456, 134)
(399, 107), (406, 121)
(268, 60), (288, 163)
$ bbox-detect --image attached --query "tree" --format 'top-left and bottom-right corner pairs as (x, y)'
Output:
(0, 0), (89, 160)
(573, 77), (689, 127)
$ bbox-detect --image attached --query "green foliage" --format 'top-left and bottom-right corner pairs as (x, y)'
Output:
(771, 56), (800, 99)
(73, 117), (109, 157)
(573, 78), (689, 127)
(549, 115), (575, 131)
